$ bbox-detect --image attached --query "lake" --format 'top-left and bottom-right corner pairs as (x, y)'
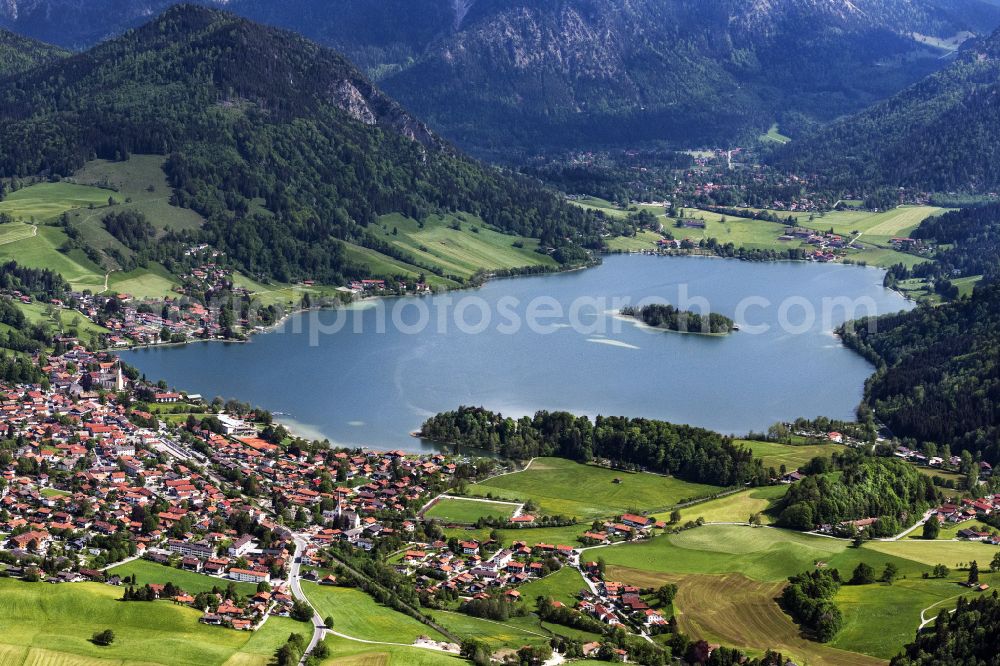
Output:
(121, 255), (913, 451)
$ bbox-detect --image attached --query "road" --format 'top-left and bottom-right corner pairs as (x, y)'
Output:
(289, 536), (327, 664)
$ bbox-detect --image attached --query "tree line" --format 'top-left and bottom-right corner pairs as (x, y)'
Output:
(420, 407), (768, 487)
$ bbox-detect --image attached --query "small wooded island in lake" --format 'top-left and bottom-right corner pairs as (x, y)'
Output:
(620, 303), (736, 335)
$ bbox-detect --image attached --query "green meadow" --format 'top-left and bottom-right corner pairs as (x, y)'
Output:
(516, 566), (589, 607)
(740, 439), (847, 471)
(316, 634), (464, 666)
(107, 559), (257, 596)
(423, 497), (519, 524)
(661, 485), (788, 525)
(0, 577), (305, 666)
(302, 583), (447, 644)
(0, 182), (113, 223)
(597, 523), (1000, 663)
(371, 213), (556, 280)
(468, 457), (719, 520)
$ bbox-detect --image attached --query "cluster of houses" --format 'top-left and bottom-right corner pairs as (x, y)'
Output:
(888, 237), (932, 254)
(894, 445), (994, 479)
(345, 279), (431, 296)
(398, 537), (577, 598)
(933, 495), (1000, 543)
(74, 290), (228, 347)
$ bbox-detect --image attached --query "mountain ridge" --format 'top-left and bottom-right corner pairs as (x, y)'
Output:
(4, 0), (1000, 156)
(0, 4), (608, 285)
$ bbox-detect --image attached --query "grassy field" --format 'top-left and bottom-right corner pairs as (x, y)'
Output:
(316, 634), (465, 666)
(661, 486), (787, 525)
(18, 301), (109, 339)
(0, 182), (114, 223)
(831, 573), (999, 659)
(0, 224), (107, 291)
(105, 264), (180, 300)
(468, 457), (719, 520)
(759, 123), (791, 145)
(517, 567), (588, 608)
(441, 523), (590, 548)
(427, 610), (555, 651)
(68, 155), (205, 235)
(302, 583), (446, 644)
(568, 196), (631, 220)
(107, 559), (257, 596)
(740, 440), (847, 471)
(0, 577), (304, 666)
(867, 539), (1000, 568)
(371, 213), (556, 280)
(605, 229), (665, 251)
(664, 573), (882, 666)
(598, 524), (1000, 662)
(340, 243), (456, 288)
(599, 525), (924, 583)
(423, 497), (519, 524)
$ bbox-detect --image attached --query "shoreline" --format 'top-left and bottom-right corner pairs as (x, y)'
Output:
(119, 254), (899, 452)
(114, 260), (598, 353)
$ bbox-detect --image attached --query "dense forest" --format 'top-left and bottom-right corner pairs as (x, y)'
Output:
(0, 5), (615, 284)
(775, 28), (1000, 192)
(910, 203), (1000, 279)
(0, 28), (67, 76)
(776, 456), (936, 534)
(891, 593), (1000, 665)
(419, 407), (767, 487)
(620, 303), (734, 335)
(840, 280), (1000, 464)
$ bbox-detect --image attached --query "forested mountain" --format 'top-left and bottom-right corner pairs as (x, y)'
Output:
(3, 1), (1000, 156)
(375, 0), (1000, 156)
(775, 27), (1000, 192)
(840, 281), (1000, 464)
(0, 27), (66, 75)
(0, 4), (609, 283)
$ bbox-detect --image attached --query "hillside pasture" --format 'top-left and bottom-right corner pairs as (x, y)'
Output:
(0, 182), (113, 223)
(662, 485), (787, 525)
(372, 213), (556, 280)
(741, 440), (847, 471)
(0, 225), (107, 291)
(0, 577), (300, 666)
(69, 155), (205, 234)
(468, 457), (719, 520)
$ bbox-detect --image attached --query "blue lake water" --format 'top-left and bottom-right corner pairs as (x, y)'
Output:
(121, 255), (913, 451)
